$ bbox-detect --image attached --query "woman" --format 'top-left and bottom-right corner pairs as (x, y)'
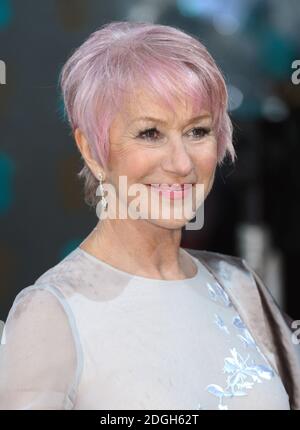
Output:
(0, 21), (299, 410)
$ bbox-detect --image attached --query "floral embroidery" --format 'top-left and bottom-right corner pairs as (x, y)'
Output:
(200, 276), (276, 410)
(214, 314), (230, 335)
(206, 347), (275, 409)
(206, 282), (232, 307)
(232, 315), (260, 351)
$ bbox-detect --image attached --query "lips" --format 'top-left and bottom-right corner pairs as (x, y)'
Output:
(147, 183), (193, 191)
(145, 183), (194, 200)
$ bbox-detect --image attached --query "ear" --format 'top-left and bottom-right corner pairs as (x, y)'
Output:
(74, 128), (104, 180)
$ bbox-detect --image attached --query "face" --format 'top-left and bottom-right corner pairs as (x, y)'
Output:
(95, 87), (217, 230)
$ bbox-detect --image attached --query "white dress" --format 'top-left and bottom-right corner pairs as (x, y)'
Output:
(0, 246), (290, 410)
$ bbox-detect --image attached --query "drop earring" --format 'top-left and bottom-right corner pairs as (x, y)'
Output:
(97, 172), (108, 211)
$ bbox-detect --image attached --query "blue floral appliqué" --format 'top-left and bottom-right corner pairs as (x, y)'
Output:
(206, 347), (275, 409)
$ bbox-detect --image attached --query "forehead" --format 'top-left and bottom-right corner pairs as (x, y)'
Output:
(116, 86), (211, 127)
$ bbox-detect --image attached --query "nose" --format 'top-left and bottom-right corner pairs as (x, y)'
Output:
(161, 139), (194, 178)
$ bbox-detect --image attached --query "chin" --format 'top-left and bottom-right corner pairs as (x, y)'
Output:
(144, 216), (192, 230)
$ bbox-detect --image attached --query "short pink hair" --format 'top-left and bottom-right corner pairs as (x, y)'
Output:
(59, 21), (236, 207)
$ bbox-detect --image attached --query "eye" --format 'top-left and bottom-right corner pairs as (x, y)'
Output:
(136, 126), (212, 141)
(188, 127), (211, 139)
(137, 127), (161, 141)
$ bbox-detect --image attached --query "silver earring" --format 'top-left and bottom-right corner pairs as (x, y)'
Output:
(97, 172), (108, 211)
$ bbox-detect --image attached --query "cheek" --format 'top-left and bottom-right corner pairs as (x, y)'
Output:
(193, 136), (218, 170)
(109, 145), (159, 180)
(195, 152), (218, 178)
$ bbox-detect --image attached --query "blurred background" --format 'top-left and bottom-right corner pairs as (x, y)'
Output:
(0, 0), (300, 325)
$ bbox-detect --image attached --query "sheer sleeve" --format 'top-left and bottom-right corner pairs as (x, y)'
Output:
(0, 285), (82, 410)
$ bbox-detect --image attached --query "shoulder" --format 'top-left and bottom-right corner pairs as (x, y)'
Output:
(2, 250), (86, 354)
(184, 247), (246, 277)
(184, 247), (276, 300)
(32, 248), (90, 299)
(2, 285), (74, 345)
(184, 247), (296, 323)
(184, 247), (242, 262)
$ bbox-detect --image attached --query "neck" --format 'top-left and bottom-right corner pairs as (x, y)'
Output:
(80, 218), (196, 280)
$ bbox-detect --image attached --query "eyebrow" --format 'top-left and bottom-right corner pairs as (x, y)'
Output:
(131, 113), (211, 126)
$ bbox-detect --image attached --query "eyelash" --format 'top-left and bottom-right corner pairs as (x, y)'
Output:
(137, 127), (211, 141)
